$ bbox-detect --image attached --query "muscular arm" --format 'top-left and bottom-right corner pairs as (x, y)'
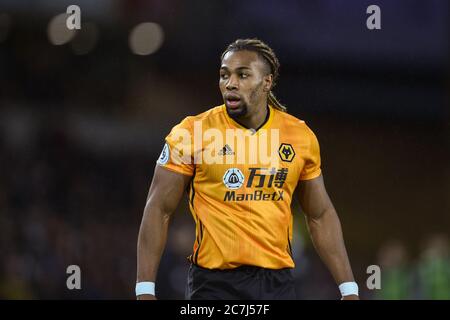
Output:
(297, 174), (358, 299)
(136, 165), (191, 299)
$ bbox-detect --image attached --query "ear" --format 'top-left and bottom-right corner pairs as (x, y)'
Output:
(263, 74), (273, 92)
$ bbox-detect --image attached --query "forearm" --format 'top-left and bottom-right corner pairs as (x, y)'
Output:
(136, 203), (171, 283)
(306, 208), (354, 285)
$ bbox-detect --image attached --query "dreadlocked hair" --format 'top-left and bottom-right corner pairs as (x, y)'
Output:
(221, 38), (287, 112)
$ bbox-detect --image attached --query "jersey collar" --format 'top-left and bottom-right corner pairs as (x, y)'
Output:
(223, 104), (274, 133)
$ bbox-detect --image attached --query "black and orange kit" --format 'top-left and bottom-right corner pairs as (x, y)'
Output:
(157, 104), (322, 299)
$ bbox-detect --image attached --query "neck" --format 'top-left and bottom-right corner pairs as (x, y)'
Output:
(236, 103), (269, 130)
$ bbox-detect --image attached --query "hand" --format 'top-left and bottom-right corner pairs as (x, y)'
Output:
(341, 295), (359, 300)
(137, 294), (157, 300)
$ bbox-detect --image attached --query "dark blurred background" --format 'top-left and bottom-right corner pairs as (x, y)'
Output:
(0, 0), (448, 299)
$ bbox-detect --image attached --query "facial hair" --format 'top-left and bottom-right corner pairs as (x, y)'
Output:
(225, 80), (264, 119)
(226, 102), (248, 119)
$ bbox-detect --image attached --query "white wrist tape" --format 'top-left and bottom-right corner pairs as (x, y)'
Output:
(339, 282), (359, 297)
(135, 282), (155, 296)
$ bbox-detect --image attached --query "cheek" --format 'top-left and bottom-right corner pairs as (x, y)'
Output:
(248, 82), (264, 102)
(219, 80), (226, 92)
(249, 93), (260, 106)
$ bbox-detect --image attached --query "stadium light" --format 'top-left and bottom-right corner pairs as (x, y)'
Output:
(129, 22), (164, 56)
(47, 13), (77, 45)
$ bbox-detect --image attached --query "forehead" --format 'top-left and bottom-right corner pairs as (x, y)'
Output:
(221, 50), (265, 71)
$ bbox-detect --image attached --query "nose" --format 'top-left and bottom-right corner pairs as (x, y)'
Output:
(226, 74), (239, 91)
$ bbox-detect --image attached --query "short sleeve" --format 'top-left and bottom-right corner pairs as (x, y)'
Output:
(156, 117), (195, 176)
(299, 125), (322, 181)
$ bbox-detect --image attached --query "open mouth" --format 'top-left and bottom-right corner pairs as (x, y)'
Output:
(225, 95), (241, 108)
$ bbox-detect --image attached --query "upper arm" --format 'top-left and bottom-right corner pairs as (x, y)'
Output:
(145, 165), (192, 216)
(145, 116), (195, 215)
(299, 124), (322, 181)
(297, 174), (335, 220)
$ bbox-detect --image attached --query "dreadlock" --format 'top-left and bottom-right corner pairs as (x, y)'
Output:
(221, 38), (287, 112)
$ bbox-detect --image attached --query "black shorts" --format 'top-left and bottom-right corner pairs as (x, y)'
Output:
(185, 264), (297, 300)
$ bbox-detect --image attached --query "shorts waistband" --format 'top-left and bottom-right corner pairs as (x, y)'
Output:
(192, 263), (292, 274)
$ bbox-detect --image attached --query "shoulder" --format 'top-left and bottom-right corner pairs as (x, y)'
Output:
(187, 105), (225, 126)
(176, 105), (224, 128)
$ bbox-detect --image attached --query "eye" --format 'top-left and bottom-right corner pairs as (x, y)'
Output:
(239, 73), (249, 79)
(220, 73), (229, 80)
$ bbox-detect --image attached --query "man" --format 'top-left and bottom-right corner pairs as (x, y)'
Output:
(136, 39), (359, 300)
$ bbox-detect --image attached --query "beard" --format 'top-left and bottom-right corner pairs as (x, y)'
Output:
(225, 101), (248, 118)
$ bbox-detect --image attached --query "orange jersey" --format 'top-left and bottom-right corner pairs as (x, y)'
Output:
(157, 105), (321, 269)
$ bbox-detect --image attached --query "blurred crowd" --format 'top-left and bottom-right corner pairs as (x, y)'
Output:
(0, 123), (147, 298)
(373, 235), (450, 299)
